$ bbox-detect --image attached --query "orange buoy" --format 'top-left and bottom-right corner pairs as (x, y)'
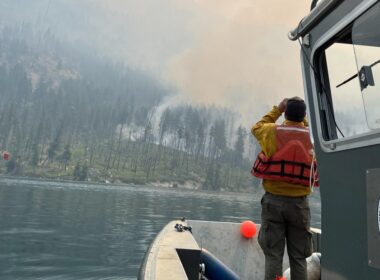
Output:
(2, 151), (10, 161)
(240, 220), (257, 238)
(276, 276), (287, 280)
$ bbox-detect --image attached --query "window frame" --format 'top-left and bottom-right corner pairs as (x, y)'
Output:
(308, 0), (380, 152)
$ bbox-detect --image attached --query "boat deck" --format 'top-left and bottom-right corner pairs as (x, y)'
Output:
(139, 219), (321, 279)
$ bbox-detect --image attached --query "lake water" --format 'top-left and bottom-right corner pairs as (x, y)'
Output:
(0, 178), (321, 279)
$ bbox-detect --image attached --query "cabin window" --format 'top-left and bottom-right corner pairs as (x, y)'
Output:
(324, 42), (369, 139)
(318, 2), (380, 141)
(352, 2), (380, 130)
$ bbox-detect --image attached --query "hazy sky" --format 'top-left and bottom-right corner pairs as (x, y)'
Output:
(116, 1), (311, 124)
(95, 0), (312, 122)
(1, 0), (312, 123)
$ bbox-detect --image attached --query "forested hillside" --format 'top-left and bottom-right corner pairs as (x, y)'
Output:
(0, 23), (260, 192)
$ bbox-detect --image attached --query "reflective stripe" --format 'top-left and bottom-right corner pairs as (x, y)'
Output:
(276, 126), (309, 133)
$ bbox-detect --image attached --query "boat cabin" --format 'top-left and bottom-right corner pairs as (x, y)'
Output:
(289, 0), (380, 278)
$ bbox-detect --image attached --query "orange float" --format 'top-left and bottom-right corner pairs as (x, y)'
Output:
(2, 151), (10, 161)
(240, 220), (257, 238)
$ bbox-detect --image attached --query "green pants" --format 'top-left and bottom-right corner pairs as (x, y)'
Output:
(258, 192), (313, 280)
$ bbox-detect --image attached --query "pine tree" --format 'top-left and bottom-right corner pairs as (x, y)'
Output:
(60, 145), (72, 170)
(234, 126), (246, 166)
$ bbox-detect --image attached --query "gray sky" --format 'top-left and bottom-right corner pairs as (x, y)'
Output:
(95, 1), (311, 112)
(98, 0), (312, 124)
(2, 0), (312, 123)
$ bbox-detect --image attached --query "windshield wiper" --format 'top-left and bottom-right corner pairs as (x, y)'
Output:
(336, 59), (380, 88)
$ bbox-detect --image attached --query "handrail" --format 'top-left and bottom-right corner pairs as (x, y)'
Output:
(288, 0), (343, 41)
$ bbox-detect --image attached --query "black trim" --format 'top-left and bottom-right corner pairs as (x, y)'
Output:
(281, 160), (285, 176)
(300, 164), (306, 177)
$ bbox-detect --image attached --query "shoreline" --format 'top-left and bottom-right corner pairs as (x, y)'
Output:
(0, 174), (257, 194)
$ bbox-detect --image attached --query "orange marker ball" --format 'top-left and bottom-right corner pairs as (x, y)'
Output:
(2, 151), (9, 161)
(240, 220), (257, 238)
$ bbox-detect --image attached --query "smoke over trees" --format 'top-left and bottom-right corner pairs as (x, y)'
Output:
(0, 23), (261, 192)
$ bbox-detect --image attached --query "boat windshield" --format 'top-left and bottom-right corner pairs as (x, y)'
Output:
(322, 2), (380, 139)
(352, 2), (380, 130)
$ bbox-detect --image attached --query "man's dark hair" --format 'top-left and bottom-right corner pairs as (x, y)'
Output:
(285, 99), (306, 122)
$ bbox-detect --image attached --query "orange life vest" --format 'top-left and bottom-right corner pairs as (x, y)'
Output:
(251, 125), (319, 187)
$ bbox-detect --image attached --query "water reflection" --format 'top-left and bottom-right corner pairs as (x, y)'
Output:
(0, 178), (321, 279)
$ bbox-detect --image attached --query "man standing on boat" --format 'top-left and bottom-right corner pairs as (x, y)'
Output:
(251, 97), (317, 280)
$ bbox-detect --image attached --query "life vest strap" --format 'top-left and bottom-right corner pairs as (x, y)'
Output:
(253, 168), (311, 181)
(254, 155), (312, 169)
(252, 155), (315, 182)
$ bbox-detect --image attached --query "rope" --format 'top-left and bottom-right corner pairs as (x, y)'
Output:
(309, 152), (318, 192)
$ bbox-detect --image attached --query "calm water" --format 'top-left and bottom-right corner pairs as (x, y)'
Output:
(0, 178), (321, 279)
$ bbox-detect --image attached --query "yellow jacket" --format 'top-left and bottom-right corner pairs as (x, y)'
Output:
(251, 106), (311, 197)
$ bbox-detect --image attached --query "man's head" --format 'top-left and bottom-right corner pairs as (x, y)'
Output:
(285, 97), (306, 122)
